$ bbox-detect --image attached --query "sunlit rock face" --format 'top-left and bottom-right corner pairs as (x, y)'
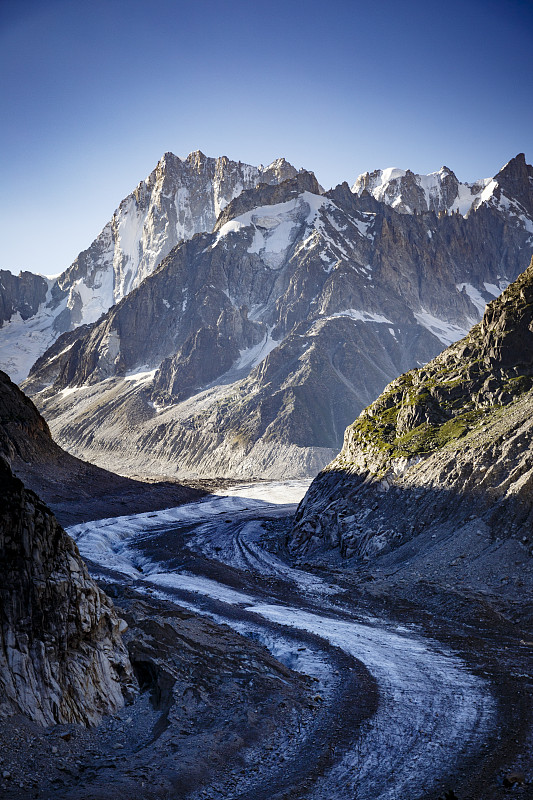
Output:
(0, 368), (135, 726)
(0, 151), (299, 383)
(56, 151), (300, 328)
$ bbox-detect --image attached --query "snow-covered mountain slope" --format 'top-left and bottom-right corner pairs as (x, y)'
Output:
(25, 159), (533, 479)
(352, 152), (533, 219)
(0, 271), (58, 381)
(0, 151), (299, 383)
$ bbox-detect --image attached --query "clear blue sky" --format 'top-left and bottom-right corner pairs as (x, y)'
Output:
(1, 0), (532, 276)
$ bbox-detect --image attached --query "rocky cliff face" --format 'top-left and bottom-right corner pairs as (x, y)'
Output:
(24, 156), (533, 480)
(0, 271), (53, 381)
(0, 151), (299, 383)
(0, 369), (137, 724)
(289, 258), (533, 620)
(0, 455), (134, 726)
(0, 270), (49, 326)
(56, 151), (300, 329)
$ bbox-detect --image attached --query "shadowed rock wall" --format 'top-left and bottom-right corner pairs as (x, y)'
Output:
(0, 457), (135, 725)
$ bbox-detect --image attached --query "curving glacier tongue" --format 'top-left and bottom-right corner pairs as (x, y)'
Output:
(250, 605), (494, 800)
(68, 480), (496, 800)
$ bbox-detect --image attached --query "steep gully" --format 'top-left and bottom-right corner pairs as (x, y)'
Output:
(66, 480), (502, 800)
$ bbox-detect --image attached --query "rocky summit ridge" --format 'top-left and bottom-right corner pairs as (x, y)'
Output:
(23, 154), (533, 480)
(290, 256), (533, 625)
(352, 152), (533, 217)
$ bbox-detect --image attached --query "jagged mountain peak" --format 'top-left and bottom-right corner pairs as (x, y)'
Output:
(492, 152), (533, 213)
(24, 152), (533, 481)
(351, 162), (475, 216)
(265, 156), (296, 172)
(499, 151), (527, 173)
(351, 153), (533, 221)
(159, 149), (180, 164)
(186, 147), (208, 163)
(155, 150), (299, 183)
(0, 151), (300, 383)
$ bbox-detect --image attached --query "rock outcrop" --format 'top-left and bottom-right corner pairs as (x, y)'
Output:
(290, 258), (533, 621)
(0, 456), (134, 725)
(0, 270), (49, 326)
(24, 156), (533, 479)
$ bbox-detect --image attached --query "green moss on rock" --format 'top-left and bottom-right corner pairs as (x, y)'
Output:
(340, 257), (533, 468)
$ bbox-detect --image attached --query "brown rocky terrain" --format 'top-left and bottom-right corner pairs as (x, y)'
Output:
(0, 588), (329, 800)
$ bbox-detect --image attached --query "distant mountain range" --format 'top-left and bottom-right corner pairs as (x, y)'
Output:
(2, 151), (532, 479)
(352, 164), (493, 215)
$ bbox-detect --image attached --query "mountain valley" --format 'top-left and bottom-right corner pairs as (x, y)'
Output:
(1, 150), (533, 799)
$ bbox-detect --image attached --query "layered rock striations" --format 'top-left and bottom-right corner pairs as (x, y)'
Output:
(25, 157), (533, 479)
(0, 151), (299, 383)
(0, 370), (138, 724)
(290, 258), (533, 619)
(0, 456), (134, 725)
